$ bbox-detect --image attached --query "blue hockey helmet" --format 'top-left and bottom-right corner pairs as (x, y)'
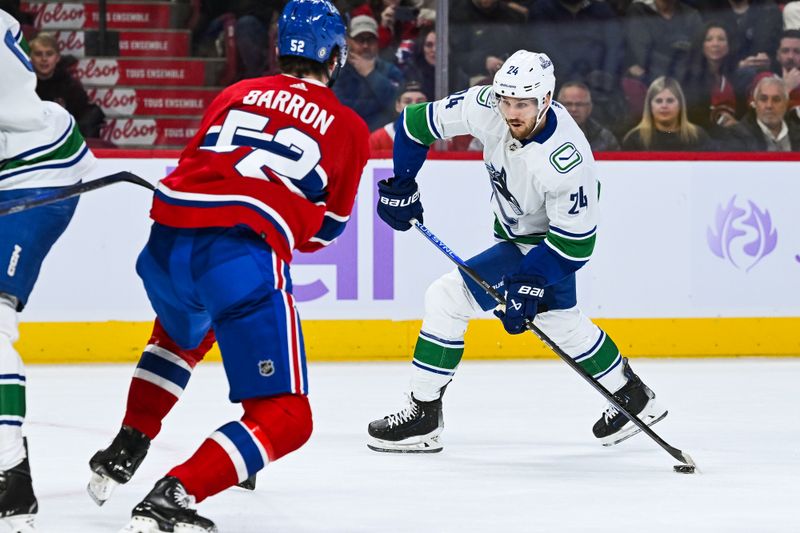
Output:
(278, 0), (347, 70)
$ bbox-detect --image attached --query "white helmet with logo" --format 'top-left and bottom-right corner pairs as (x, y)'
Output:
(493, 50), (555, 108)
(493, 50), (556, 132)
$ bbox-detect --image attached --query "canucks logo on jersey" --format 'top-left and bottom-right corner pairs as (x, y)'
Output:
(549, 142), (583, 174)
(486, 162), (523, 216)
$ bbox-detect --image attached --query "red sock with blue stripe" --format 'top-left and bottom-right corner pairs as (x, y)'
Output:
(168, 394), (312, 502)
(123, 319), (216, 439)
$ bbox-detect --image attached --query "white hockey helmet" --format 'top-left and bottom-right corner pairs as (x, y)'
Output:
(493, 50), (556, 109)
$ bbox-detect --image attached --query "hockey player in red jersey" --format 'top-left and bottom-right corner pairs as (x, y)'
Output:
(86, 1), (369, 531)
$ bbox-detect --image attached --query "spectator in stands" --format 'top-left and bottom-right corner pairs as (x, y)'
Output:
(774, 30), (800, 115)
(369, 80), (427, 152)
(701, 0), (782, 78)
(347, 0), (435, 60)
(733, 76), (800, 150)
(744, 30), (800, 119)
(334, 14), (404, 131)
(449, 0), (526, 89)
(30, 33), (105, 139)
(622, 76), (712, 150)
(399, 26), (436, 100)
(191, 0), (279, 79)
(624, 0), (703, 84)
(557, 82), (620, 151)
(528, 0), (623, 95)
(683, 22), (739, 130)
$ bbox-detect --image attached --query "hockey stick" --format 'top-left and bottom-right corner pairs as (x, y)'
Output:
(0, 171), (155, 217)
(412, 220), (697, 471)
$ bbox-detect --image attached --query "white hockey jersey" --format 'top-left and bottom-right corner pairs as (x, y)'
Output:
(398, 85), (598, 274)
(0, 9), (95, 190)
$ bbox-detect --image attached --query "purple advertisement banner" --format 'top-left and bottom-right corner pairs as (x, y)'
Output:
(294, 167), (395, 302)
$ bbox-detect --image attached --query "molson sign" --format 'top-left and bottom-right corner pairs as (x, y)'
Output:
(88, 88), (219, 116)
(53, 30), (84, 56)
(116, 31), (189, 57)
(54, 30), (189, 58)
(23, 2), (172, 29)
(86, 88), (137, 115)
(100, 118), (201, 147)
(75, 58), (208, 86)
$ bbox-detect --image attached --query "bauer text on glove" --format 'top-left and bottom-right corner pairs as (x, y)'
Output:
(376, 178), (423, 231)
(493, 275), (545, 335)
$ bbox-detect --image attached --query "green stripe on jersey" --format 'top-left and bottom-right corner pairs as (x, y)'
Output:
(0, 384), (26, 417)
(493, 217), (546, 245)
(0, 122), (87, 173)
(414, 337), (464, 371)
(403, 103), (437, 146)
(545, 230), (596, 261)
(19, 34), (31, 55)
(578, 334), (620, 377)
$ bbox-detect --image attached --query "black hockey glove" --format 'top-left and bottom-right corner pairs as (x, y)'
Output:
(494, 275), (545, 335)
(377, 178), (423, 231)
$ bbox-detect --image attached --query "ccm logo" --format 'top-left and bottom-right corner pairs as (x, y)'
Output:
(7, 245), (22, 277)
(380, 191), (419, 207)
(518, 285), (544, 297)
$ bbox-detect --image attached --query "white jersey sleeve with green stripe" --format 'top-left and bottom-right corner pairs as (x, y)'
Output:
(402, 85), (501, 146)
(1, 9), (95, 191)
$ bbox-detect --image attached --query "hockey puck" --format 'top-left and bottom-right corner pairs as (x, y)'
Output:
(673, 464), (696, 474)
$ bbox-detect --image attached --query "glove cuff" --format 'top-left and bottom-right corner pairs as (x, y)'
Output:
(379, 177), (417, 195)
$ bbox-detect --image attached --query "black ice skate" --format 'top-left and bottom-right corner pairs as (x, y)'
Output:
(88, 425), (151, 506)
(236, 474), (256, 491)
(0, 456), (38, 533)
(119, 476), (217, 533)
(593, 358), (668, 446)
(367, 394), (444, 453)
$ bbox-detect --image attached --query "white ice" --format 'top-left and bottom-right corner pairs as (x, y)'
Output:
(21, 358), (799, 533)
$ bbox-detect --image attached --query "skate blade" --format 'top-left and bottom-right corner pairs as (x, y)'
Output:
(119, 516), (160, 533)
(0, 513), (36, 533)
(367, 435), (443, 454)
(119, 516), (218, 533)
(236, 474), (256, 491)
(601, 408), (669, 447)
(87, 471), (119, 506)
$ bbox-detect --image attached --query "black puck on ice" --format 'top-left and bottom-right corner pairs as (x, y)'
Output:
(673, 464), (696, 474)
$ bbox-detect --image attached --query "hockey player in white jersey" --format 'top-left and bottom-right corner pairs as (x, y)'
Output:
(367, 50), (668, 453)
(0, 9), (96, 531)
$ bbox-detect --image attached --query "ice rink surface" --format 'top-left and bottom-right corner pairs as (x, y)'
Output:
(21, 358), (799, 533)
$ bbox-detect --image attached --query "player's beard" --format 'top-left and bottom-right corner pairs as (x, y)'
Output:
(505, 117), (537, 141)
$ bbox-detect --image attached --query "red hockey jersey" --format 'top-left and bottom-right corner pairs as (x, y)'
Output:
(150, 74), (370, 263)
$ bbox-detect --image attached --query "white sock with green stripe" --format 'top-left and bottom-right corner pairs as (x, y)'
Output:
(0, 298), (26, 469)
(409, 270), (481, 401)
(535, 307), (627, 393)
(411, 331), (464, 401)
